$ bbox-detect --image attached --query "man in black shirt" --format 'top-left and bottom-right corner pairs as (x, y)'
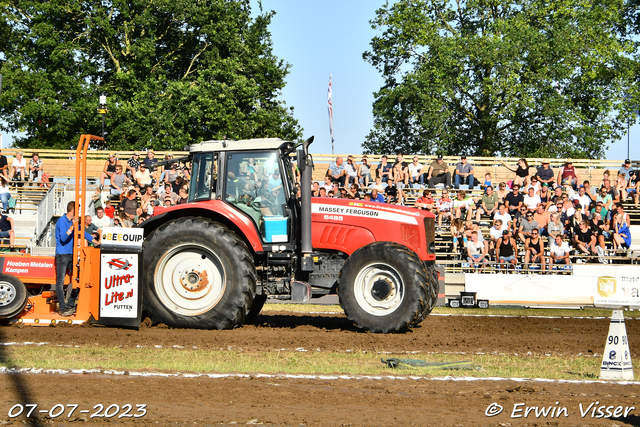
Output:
(385, 184), (398, 203)
(504, 184), (524, 216)
(535, 160), (555, 187)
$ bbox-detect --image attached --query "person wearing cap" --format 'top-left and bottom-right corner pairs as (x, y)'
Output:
(100, 153), (121, 188)
(453, 155), (475, 189)
(557, 160), (579, 190)
(126, 152), (141, 179)
(427, 155), (451, 189)
(619, 159), (633, 182)
(535, 160), (555, 188)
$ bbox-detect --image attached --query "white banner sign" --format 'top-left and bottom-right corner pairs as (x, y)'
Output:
(99, 254), (139, 318)
(465, 274), (594, 306)
(573, 265), (640, 308)
(100, 227), (144, 250)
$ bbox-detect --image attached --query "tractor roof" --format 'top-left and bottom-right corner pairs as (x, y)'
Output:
(187, 138), (295, 153)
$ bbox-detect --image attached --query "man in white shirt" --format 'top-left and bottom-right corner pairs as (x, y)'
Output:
(408, 156), (424, 187)
(493, 204), (513, 233)
(134, 163), (152, 188)
(522, 187), (541, 212)
(466, 232), (488, 272)
(549, 235), (571, 267)
(572, 186), (591, 212)
(91, 207), (112, 231)
(9, 151), (27, 181)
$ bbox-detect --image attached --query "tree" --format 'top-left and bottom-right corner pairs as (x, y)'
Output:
(363, 0), (639, 158)
(0, 0), (302, 150)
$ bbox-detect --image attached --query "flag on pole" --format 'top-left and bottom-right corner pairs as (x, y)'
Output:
(327, 75), (334, 154)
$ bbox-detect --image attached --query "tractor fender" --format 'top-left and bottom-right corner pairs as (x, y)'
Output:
(311, 223), (376, 256)
(140, 201), (264, 253)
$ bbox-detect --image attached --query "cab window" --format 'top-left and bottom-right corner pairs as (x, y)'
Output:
(188, 153), (216, 202)
(224, 151), (288, 243)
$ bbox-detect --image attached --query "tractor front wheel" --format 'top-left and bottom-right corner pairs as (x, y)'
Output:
(338, 242), (430, 333)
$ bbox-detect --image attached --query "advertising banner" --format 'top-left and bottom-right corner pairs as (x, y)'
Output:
(99, 253), (139, 319)
(0, 256), (56, 280)
(465, 273), (593, 306)
(573, 265), (640, 308)
(100, 227), (144, 252)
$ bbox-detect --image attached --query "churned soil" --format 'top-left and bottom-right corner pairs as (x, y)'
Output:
(0, 311), (639, 426)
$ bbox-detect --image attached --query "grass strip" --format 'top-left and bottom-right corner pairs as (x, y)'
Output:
(263, 304), (640, 318)
(1, 346), (635, 381)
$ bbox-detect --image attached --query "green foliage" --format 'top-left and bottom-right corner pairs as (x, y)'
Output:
(0, 0), (302, 150)
(363, 0), (639, 158)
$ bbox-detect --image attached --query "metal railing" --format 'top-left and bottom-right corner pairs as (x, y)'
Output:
(34, 183), (58, 241)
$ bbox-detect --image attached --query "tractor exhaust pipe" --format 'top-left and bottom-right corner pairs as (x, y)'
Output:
(298, 136), (314, 271)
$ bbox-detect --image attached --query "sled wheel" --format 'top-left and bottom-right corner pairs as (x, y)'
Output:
(0, 274), (28, 319)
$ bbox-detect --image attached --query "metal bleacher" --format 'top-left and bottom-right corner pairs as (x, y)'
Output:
(2, 149), (638, 267)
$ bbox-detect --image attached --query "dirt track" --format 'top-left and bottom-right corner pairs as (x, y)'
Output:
(1, 311), (639, 426)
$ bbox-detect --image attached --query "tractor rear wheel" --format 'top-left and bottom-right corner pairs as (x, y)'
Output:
(0, 274), (28, 319)
(142, 218), (256, 329)
(416, 263), (439, 323)
(338, 242), (429, 333)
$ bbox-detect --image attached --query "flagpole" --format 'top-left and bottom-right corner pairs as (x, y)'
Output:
(327, 75), (334, 155)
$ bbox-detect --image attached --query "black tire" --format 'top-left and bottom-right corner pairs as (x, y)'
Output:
(245, 293), (268, 322)
(338, 242), (429, 333)
(415, 263), (439, 323)
(142, 218), (256, 329)
(0, 274), (28, 319)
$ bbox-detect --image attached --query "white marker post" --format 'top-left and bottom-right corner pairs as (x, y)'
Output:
(600, 310), (634, 380)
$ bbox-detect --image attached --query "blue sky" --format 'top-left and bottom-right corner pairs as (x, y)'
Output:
(1, 0), (636, 161)
(252, 0), (637, 161)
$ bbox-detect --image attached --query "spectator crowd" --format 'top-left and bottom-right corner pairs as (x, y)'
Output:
(319, 153), (637, 271)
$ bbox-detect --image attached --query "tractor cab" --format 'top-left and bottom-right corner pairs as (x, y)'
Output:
(187, 138), (299, 245)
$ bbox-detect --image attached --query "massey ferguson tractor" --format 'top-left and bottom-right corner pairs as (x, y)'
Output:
(0, 135), (439, 333)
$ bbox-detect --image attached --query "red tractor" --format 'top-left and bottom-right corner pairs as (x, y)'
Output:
(0, 135), (438, 333)
(139, 136), (438, 333)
